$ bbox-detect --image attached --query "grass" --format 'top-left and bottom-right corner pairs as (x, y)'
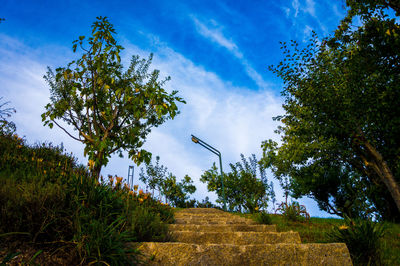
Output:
(234, 212), (400, 265)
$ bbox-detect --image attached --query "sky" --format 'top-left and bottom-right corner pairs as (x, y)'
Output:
(1, 0), (348, 217)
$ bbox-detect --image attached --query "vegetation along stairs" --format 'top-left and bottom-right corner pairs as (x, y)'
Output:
(138, 208), (352, 265)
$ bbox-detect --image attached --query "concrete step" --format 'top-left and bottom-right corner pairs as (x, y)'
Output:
(174, 208), (225, 214)
(168, 224), (277, 233)
(137, 242), (352, 266)
(174, 217), (258, 225)
(171, 231), (301, 245)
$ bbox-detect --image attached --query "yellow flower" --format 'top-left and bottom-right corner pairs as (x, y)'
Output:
(88, 160), (95, 169)
(139, 198), (144, 203)
(43, 170), (47, 174)
(255, 206), (259, 211)
(133, 185), (138, 191)
(339, 225), (348, 230)
(116, 176), (123, 184)
(139, 189), (144, 195)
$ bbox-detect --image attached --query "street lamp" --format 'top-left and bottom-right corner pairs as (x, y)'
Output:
(191, 134), (227, 211)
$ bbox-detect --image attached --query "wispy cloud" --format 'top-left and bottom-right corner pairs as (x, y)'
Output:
(190, 16), (270, 89)
(292, 0), (300, 17)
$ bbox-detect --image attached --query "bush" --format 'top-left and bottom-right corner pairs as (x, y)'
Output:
(254, 211), (273, 225)
(327, 217), (386, 265)
(0, 132), (174, 265)
(276, 201), (310, 222)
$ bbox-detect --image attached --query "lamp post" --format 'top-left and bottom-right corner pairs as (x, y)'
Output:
(191, 134), (227, 211)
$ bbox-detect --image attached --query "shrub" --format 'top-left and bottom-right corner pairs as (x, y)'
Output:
(0, 132), (174, 265)
(254, 211), (273, 225)
(276, 201), (310, 222)
(327, 217), (386, 265)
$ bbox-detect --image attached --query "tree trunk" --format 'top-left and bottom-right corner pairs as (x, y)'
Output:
(358, 135), (400, 214)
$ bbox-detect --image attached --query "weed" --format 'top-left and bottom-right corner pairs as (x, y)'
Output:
(254, 211), (273, 225)
(275, 201), (310, 222)
(327, 216), (386, 265)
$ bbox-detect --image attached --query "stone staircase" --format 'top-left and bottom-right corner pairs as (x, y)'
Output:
(138, 208), (352, 265)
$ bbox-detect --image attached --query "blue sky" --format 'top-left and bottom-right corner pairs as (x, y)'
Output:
(1, 0), (347, 217)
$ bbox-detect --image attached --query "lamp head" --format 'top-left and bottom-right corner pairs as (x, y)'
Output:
(191, 136), (199, 143)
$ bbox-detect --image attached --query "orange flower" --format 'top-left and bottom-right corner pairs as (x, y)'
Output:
(129, 190), (134, 196)
(133, 185), (138, 191)
(124, 183), (130, 190)
(116, 176), (123, 184)
(108, 176), (114, 186)
(144, 194), (148, 200)
(139, 198), (144, 203)
(139, 189), (144, 195)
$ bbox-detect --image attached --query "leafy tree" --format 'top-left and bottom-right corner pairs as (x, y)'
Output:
(139, 155), (168, 193)
(160, 174), (196, 207)
(0, 18), (5, 24)
(42, 17), (185, 177)
(0, 97), (16, 134)
(262, 5), (400, 220)
(201, 154), (273, 213)
(139, 156), (196, 207)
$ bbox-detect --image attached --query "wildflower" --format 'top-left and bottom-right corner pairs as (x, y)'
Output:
(129, 190), (134, 196)
(17, 145), (22, 149)
(133, 185), (138, 191)
(37, 158), (43, 163)
(43, 170), (47, 174)
(124, 183), (130, 190)
(139, 189), (144, 195)
(144, 194), (148, 200)
(88, 160), (95, 169)
(116, 176), (123, 184)
(255, 206), (259, 211)
(339, 225), (348, 230)
(139, 198), (144, 203)
(108, 175), (114, 186)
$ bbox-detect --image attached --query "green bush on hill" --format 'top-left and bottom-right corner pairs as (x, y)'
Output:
(0, 129), (174, 265)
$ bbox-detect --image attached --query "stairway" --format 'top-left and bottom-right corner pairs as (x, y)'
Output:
(138, 208), (352, 265)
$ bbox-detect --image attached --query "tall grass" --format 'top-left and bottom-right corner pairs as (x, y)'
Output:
(0, 131), (174, 265)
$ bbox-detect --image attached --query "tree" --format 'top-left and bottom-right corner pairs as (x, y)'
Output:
(139, 155), (168, 194)
(201, 154), (273, 213)
(160, 174), (196, 207)
(0, 97), (16, 134)
(42, 17), (185, 177)
(139, 156), (196, 207)
(0, 18), (5, 24)
(262, 5), (400, 220)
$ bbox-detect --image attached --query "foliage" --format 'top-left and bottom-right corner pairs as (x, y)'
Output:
(42, 17), (185, 178)
(201, 154), (274, 213)
(0, 97), (16, 135)
(254, 211), (273, 225)
(139, 156), (197, 207)
(262, 3), (400, 220)
(0, 131), (174, 265)
(195, 196), (218, 208)
(327, 217), (386, 265)
(276, 201), (310, 222)
(139, 155), (168, 192)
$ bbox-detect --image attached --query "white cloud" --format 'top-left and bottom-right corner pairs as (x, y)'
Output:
(304, 0), (316, 18)
(190, 16), (271, 90)
(292, 0), (300, 18)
